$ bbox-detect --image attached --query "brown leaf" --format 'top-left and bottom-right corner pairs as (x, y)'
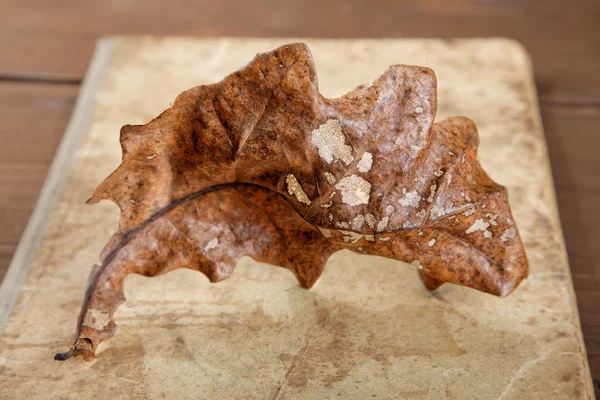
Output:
(55, 43), (528, 361)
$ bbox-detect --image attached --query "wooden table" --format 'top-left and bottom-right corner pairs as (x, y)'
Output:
(1, 0), (598, 393)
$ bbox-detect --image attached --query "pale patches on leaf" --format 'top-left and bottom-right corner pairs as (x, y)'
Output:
(376, 216), (389, 233)
(338, 230), (375, 243)
(427, 183), (437, 203)
(83, 309), (111, 331)
(411, 260), (423, 270)
(204, 238), (219, 251)
(335, 175), (371, 206)
(357, 152), (373, 173)
(352, 215), (365, 230)
(319, 227), (333, 238)
(321, 201), (333, 208)
(500, 227), (517, 242)
(365, 213), (376, 229)
(324, 172), (336, 185)
(462, 207), (476, 217)
(286, 174), (311, 205)
(466, 219), (491, 238)
(398, 188), (421, 208)
(486, 213), (499, 226)
(310, 119), (354, 165)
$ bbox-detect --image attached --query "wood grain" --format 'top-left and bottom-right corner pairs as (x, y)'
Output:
(543, 104), (600, 384)
(1, 0), (599, 104)
(0, 243), (16, 281)
(0, 82), (77, 281)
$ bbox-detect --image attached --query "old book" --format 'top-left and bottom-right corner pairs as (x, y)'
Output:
(0, 37), (594, 399)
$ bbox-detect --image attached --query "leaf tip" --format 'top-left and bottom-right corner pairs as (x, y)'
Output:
(54, 338), (96, 362)
(53, 350), (73, 361)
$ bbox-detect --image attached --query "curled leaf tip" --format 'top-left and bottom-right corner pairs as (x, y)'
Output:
(53, 350), (73, 361)
(55, 338), (95, 361)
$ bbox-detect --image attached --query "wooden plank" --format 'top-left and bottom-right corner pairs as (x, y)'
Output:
(0, 0), (598, 104)
(0, 82), (77, 163)
(542, 104), (600, 384)
(0, 37), (593, 399)
(0, 243), (17, 283)
(0, 163), (59, 243)
(0, 82), (77, 280)
(0, 39), (115, 329)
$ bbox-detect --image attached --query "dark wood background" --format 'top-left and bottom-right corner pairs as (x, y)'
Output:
(1, 0), (598, 393)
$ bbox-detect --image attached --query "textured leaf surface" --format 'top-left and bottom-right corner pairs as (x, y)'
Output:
(56, 43), (528, 361)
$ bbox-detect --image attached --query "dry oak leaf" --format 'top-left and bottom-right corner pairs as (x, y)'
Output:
(56, 43), (528, 361)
